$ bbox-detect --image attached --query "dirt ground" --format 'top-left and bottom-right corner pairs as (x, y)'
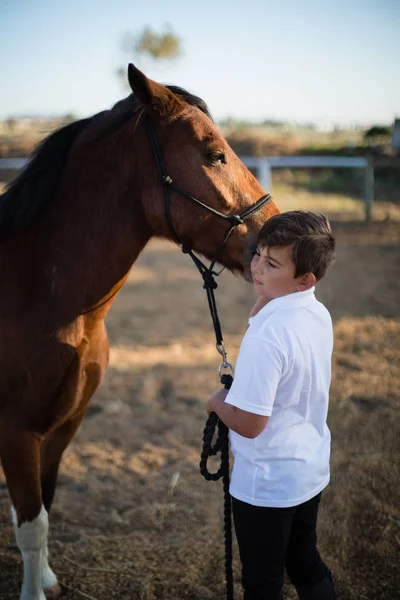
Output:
(0, 221), (399, 600)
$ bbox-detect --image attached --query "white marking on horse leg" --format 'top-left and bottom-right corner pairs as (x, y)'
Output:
(41, 541), (62, 598)
(11, 505), (47, 600)
(41, 541), (58, 588)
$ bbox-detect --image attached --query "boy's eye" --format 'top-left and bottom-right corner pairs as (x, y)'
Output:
(268, 261), (276, 268)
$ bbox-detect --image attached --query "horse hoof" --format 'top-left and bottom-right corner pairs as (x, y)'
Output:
(44, 583), (65, 599)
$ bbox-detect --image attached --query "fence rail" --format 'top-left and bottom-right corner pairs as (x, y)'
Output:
(240, 155), (374, 220)
(1, 155), (375, 220)
(0, 158), (27, 169)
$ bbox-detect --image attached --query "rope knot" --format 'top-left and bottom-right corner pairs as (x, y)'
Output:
(221, 373), (233, 389)
(202, 271), (218, 290)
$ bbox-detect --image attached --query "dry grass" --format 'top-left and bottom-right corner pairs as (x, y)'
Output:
(0, 223), (399, 599)
(273, 182), (400, 222)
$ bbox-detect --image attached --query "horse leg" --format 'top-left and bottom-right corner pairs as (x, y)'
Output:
(0, 428), (47, 600)
(39, 411), (86, 599)
(0, 327), (108, 599)
(39, 359), (107, 598)
(40, 410), (86, 513)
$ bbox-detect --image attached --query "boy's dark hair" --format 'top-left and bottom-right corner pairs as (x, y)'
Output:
(257, 210), (335, 281)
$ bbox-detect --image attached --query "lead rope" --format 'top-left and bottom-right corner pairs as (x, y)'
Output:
(200, 371), (234, 600)
(198, 269), (235, 600)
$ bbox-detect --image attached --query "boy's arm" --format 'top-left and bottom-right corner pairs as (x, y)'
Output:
(206, 388), (269, 439)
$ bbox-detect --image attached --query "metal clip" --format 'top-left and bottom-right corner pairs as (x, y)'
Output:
(218, 361), (234, 377)
(216, 342), (228, 364)
(216, 342), (234, 377)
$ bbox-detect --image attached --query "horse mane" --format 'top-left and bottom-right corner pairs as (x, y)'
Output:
(166, 86), (212, 121)
(0, 85), (211, 241)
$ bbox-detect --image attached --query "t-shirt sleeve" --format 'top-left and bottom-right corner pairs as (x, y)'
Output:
(225, 334), (285, 417)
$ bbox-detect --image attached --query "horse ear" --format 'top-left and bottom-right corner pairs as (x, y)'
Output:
(127, 63), (185, 120)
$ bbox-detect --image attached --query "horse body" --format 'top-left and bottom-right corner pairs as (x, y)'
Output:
(0, 65), (278, 598)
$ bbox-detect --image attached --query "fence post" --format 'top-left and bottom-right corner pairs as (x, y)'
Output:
(364, 157), (374, 221)
(258, 159), (271, 192)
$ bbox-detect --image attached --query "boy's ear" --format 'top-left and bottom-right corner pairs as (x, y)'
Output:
(296, 272), (316, 291)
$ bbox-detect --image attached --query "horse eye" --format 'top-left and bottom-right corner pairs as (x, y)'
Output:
(207, 151), (226, 165)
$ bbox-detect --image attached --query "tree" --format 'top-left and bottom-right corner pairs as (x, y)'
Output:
(132, 26), (181, 61)
(117, 25), (183, 88)
(364, 125), (391, 139)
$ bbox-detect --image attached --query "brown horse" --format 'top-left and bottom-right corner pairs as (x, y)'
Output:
(0, 64), (278, 599)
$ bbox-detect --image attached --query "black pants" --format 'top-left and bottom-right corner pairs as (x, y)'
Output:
(232, 493), (335, 600)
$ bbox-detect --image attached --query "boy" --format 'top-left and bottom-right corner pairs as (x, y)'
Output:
(206, 211), (336, 600)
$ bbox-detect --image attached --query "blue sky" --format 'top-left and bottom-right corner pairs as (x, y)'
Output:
(1, 0), (399, 125)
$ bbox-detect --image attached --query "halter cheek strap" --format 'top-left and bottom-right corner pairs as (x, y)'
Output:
(145, 116), (272, 348)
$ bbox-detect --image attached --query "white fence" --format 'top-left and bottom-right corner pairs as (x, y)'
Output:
(241, 155), (374, 220)
(0, 158), (27, 170)
(0, 155), (374, 220)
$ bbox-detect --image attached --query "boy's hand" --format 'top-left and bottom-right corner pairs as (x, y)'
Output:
(206, 388), (229, 414)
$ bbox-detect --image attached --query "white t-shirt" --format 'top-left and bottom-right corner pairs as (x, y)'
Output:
(225, 287), (333, 508)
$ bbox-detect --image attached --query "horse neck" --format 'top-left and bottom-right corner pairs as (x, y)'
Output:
(15, 116), (157, 323)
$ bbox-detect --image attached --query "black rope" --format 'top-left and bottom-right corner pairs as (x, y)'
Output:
(189, 247), (235, 600)
(200, 373), (234, 600)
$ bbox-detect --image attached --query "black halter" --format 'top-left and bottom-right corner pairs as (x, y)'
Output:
(145, 116), (272, 349)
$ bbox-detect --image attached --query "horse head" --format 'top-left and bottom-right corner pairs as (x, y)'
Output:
(127, 64), (279, 277)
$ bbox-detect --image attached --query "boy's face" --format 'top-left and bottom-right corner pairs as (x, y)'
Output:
(251, 244), (307, 301)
